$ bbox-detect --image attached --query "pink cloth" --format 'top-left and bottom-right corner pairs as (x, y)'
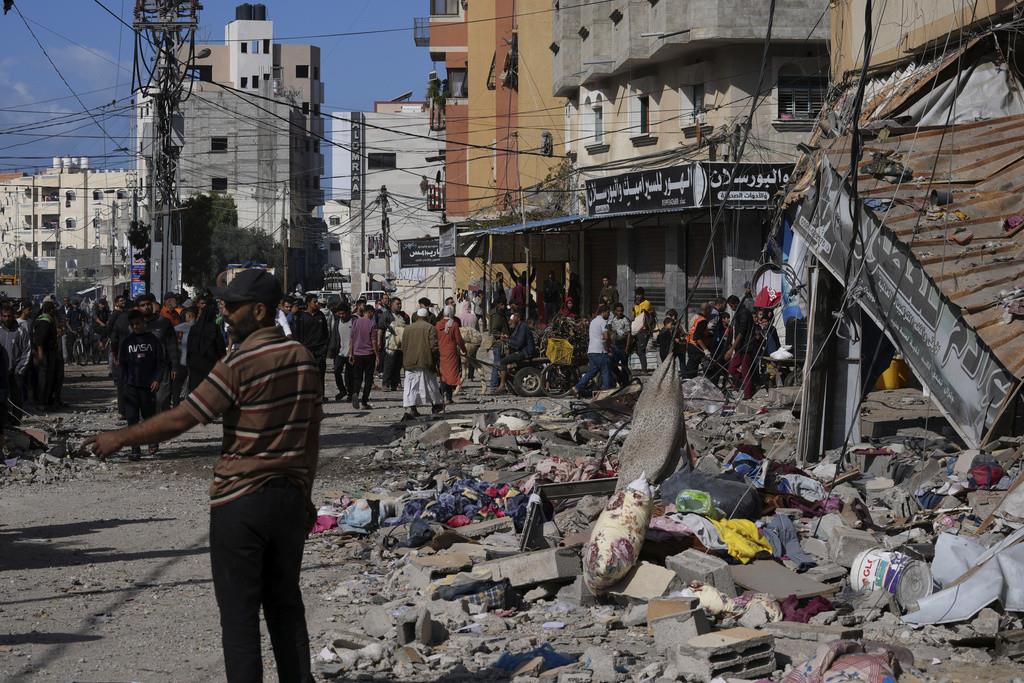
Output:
(311, 515), (338, 534)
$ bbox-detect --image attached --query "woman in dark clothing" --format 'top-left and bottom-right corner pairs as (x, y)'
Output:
(185, 297), (227, 392)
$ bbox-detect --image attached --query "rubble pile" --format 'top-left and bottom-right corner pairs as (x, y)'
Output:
(1, 414), (109, 486)
(303, 362), (1024, 682)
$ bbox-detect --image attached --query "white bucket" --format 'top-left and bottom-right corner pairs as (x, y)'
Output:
(849, 548), (933, 609)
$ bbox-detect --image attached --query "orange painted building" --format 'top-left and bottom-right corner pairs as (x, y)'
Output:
(416, 0), (565, 222)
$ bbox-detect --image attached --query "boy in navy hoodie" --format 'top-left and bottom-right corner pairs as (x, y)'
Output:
(118, 310), (163, 460)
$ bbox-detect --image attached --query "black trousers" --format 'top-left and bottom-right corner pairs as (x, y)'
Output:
(333, 355), (353, 398)
(123, 384), (156, 454)
(351, 354), (375, 403)
(210, 482), (313, 683)
(382, 350), (403, 390)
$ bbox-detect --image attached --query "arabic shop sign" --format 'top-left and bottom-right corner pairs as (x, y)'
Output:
(585, 162), (791, 216)
(791, 157), (1017, 448)
(399, 236), (455, 269)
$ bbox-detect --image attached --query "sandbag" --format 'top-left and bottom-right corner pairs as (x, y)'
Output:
(660, 470), (761, 520)
(582, 475), (654, 594)
(615, 354), (685, 489)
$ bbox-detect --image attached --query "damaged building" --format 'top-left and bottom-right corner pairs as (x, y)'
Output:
(785, 3), (1024, 456)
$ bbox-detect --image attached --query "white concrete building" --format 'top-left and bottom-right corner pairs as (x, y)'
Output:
(329, 101), (445, 294)
(0, 158), (136, 285)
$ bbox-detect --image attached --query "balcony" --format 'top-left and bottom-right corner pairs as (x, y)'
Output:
(429, 0), (459, 17)
(427, 183), (445, 212)
(414, 17), (430, 47)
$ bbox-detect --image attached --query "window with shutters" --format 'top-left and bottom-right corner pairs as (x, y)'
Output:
(777, 67), (826, 120)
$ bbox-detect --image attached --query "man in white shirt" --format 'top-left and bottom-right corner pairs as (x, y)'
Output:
(327, 303), (354, 401)
(573, 305), (612, 395)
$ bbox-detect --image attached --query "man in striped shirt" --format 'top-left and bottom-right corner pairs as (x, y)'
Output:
(87, 269), (320, 682)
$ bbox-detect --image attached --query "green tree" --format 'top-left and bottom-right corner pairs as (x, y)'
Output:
(181, 193), (282, 287)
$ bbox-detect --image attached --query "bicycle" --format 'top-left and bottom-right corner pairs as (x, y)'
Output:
(70, 332), (88, 366)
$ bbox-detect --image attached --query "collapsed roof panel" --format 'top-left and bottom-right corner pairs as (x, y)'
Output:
(788, 43), (1024, 447)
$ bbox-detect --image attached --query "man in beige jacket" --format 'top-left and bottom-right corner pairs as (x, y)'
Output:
(401, 308), (442, 419)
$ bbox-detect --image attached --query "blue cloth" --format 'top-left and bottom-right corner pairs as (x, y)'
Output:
(575, 352), (611, 394)
(762, 514), (816, 571)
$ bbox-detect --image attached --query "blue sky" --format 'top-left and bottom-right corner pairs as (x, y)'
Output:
(0, 0), (432, 172)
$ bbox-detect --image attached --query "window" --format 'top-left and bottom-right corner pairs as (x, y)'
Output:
(430, 0), (459, 16)
(196, 64), (213, 82)
(681, 83), (706, 126)
(211, 136), (228, 152)
(65, 190), (76, 204)
(591, 97), (604, 143)
(263, 39), (270, 53)
(240, 41), (247, 53)
(446, 68), (468, 98)
(777, 66), (826, 120)
(329, 216), (340, 226)
(240, 77), (248, 88)
(313, 66), (319, 80)
(302, 102), (309, 114)
(92, 190), (102, 200)
(295, 64), (309, 79)
(367, 152), (397, 170)
(637, 95), (650, 135)
(116, 190), (128, 199)
(42, 242), (56, 257)
(211, 177), (228, 192)
(65, 218), (77, 230)
(252, 75), (259, 89)
(250, 39), (259, 54)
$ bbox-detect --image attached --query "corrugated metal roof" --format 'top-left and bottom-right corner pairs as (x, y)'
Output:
(818, 113), (1024, 379)
(459, 214), (585, 236)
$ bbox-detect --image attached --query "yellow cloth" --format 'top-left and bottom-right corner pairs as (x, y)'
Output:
(712, 518), (773, 564)
(632, 299), (652, 317)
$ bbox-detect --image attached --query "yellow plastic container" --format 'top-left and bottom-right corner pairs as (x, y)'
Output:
(876, 357), (911, 390)
(545, 338), (574, 366)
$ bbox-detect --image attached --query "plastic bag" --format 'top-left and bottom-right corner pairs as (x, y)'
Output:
(675, 489), (719, 519)
(582, 474), (654, 593)
(660, 470), (761, 520)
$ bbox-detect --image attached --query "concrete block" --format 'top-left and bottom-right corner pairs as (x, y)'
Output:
(672, 627), (775, 683)
(456, 516), (515, 539)
(801, 536), (829, 560)
(828, 526), (878, 567)
(764, 621), (862, 666)
(665, 549), (737, 596)
(478, 547), (580, 588)
(652, 609), (712, 654)
(556, 577), (598, 606)
(607, 561), (677, 602)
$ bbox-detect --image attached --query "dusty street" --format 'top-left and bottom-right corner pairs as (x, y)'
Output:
(0, 363), (532, 682)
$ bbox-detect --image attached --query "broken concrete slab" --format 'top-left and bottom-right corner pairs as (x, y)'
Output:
(557, 577), (598, 607)
(455, 517), (515, 539)
(665, 549), (737, 596)
(478, 547), (580, 588)
(607, 561), (677, 602)
(646, 597), (700, 633)
(729, 560), (835, 600)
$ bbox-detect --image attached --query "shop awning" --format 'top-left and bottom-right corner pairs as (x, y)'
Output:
(460, 214), (585, 237)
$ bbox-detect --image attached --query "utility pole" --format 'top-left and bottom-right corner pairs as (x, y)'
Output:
(380, 185), (390, 279)
(110, 202), (117, 299)
(134, 0), (200, 300)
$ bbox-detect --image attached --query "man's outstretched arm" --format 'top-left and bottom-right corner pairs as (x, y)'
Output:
(85, 403), (200, 458)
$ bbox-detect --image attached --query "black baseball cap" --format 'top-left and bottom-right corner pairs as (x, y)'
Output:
(212, 269), (283, 306)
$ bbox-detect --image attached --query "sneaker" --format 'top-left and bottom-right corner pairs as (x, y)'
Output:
(352, 399), (361, 409)
(361, 402), (372, 410)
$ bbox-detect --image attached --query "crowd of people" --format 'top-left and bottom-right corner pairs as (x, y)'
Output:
(0, 271), (784, 446)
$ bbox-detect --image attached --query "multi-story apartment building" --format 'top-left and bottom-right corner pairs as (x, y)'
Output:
(552, 0), (829, 311)
(415, 0), (567, 221)
(0, 157), (136, 292)
(329, 100), (445, 295)
(136, 3), (325, 291)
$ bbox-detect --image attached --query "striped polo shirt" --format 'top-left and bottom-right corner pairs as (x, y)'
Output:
(183, 324), (323, 507)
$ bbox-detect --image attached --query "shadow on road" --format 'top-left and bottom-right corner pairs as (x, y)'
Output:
(0, 517), (207, 572)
